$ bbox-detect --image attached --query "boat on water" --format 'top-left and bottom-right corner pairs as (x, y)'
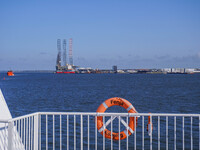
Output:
(7, 70), (14, 76)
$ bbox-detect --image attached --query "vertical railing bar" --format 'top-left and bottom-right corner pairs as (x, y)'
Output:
(30, 117), (32, 150)
(8, 121), (13, 150)
(13, 121), (16, 149)
(150, 116), (152, 150)
(24, 118), (26, 150)
(20, 119), (23, 148)
(16, 121), (18, 149)
(20, 120), (22, 149)
(5, 122), (7, 149)
(5, 123), (8, 150)
(11, 121), (13, 149)
(119, 116), (121, 150)
(31, 116), (33, 150)
(74, 115), (76, 150)
(29, 117), (31, 150)
(13, 121), (17, 149)
(26, 117), (28, 150)
(14, 121), (16, 149)
(88, 115), (90, 150)
(158, 116), (160, 150)
(95, 115), (97, 150)
(134, 116), (136, 150)
(46, 115), (48, 150)
(21, 119), (23, 145)
(17, 120), (19, 149)
(60, 115), (62, 150)
(174, 116), (176, 150)
(191, 117), (193, 150)
(126, 116), (129, 150)
(28, 117), (31, 150)
(111, 116), (113, 150)
(182, 116), (184, 150)
(39, 115), (41, 150)
(4, 123), (5, 149)
(4, 123), (6, 150)
(67, 115), (69, 150)
(15, 121), (18, 149)
(12, 121), (15, 149)
(199, 116), (200, 150)
(8, 122), (10, 149)
(20, 120), (21, 149)
(19, 119), (20, 147)
(24, 118), (25, 146)
(81, 114), (83, 150)
(8, 122), (9, 149)
(18, 119), (19, 136)
(17, 120), (20, 149)
(34, 114), (39, 150)
(17, 121), (19, 149)
(103, 116), (105, 150)
(166, 116), (168, 150)
(53, 115), (55, 150)
(12, 121), (14, 149)
(142, 116), (144, 150)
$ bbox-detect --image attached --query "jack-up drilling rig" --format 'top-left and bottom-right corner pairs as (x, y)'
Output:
(55, 38), (77, 73)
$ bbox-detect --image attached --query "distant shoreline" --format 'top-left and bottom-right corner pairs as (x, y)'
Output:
(0, 68), (200, 74)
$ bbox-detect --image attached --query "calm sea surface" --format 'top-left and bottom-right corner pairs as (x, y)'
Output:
(0, 73), (199, 117)
(0, 73), (200, 149)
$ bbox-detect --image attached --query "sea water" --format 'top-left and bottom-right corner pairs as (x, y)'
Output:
(0, 73), (199, 116)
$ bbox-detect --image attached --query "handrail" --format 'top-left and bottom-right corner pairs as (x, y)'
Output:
(7, 112), (39, 122)
(1, 111), (199, 150)
(38, 112), (200, 117)
(1, 112), (199, 122)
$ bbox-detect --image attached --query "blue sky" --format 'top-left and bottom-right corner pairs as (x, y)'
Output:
(0, 0), (200, 70)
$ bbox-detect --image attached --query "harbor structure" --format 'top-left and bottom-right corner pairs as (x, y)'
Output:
(55, 41), (200, 74)
(56, 38), (77, 73)
(112, 65), (117, 73)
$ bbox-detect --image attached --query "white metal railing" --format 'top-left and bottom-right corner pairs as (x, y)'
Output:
(0, 112), (200, 150)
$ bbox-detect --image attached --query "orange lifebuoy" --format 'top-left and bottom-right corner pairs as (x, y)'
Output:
(96, 97), (138, 140)
(147, 115), (153, 136)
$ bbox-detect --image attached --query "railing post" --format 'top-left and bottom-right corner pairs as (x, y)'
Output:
(34, 114), (39, 150)
(39, 114), (41, 150)
(8, 121), (13, 150)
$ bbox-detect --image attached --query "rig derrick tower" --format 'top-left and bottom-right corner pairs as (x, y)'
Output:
(63, 39), (67, 66)
(56, 39), (62, 70)
(69, 38), (73, 65)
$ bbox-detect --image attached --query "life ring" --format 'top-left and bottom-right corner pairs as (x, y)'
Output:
(96, 97), (138, 140)
(147, 115), (153, 136)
